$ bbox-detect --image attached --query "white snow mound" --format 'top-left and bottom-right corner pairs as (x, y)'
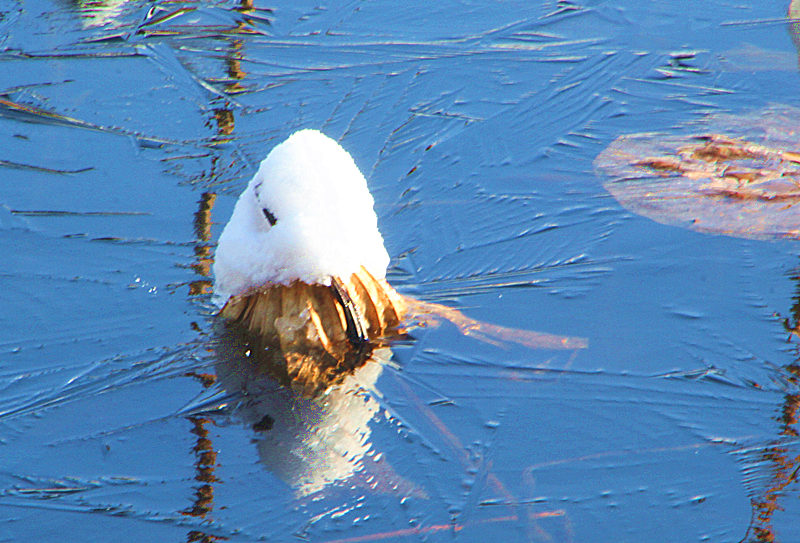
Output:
(213, 129), (390, 307)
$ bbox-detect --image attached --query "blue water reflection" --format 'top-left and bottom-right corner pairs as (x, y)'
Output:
(2, 0), (800, 541)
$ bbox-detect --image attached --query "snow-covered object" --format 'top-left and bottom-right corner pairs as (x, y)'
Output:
(213, 130), (390, 307)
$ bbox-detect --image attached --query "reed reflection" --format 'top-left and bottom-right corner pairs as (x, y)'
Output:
(182, 371), (228, 543)
(182, 2), (256, 535)
(740, 8), (800, 540)
(743, 273), (800, 543)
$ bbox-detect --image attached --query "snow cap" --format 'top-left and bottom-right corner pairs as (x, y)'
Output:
(213, 130), (390, 306)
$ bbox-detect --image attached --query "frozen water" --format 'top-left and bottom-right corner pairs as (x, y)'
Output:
(2, 0), (800, 542)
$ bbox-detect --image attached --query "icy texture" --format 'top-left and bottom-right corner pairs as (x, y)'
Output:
(4, 1), (800, 542)
(213, 130), (390, 305)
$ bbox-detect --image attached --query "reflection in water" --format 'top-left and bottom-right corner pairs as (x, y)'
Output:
(745, 1), (800, 519)
(213, 323), (420, 497)
(190, 192), (216, 296)
(596, 86), (800, 540)
(72, 0), (129, 29)
(182, 4), (256, 536)
(743, 268), (800, 542)
(72, 0), (270, 35)
(789, 0), (800, 63)
(35, 0), (583, 539)
(182, 372), (227, 543)
(217, 38), (249, 96)
(70, 0), (577, 531)
(177, 0), (419, 528)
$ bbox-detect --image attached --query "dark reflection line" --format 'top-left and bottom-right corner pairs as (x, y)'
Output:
(180, 1), (256, 540)
(740, 11), (800, 540)
(189, 191), (216, 296)
(742, 266), (800, 541)
(182, 373), (227, 543)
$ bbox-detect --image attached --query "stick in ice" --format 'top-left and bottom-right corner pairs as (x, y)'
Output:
(213, 130), (587, 375)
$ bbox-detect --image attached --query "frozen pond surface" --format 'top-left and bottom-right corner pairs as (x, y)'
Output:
(2, 1), (800, 541)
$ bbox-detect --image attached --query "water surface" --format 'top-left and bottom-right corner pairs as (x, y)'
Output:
(2, 1), (800, 541)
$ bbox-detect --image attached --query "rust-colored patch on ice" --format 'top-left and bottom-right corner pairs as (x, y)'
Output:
(595, 106), (800, 239)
